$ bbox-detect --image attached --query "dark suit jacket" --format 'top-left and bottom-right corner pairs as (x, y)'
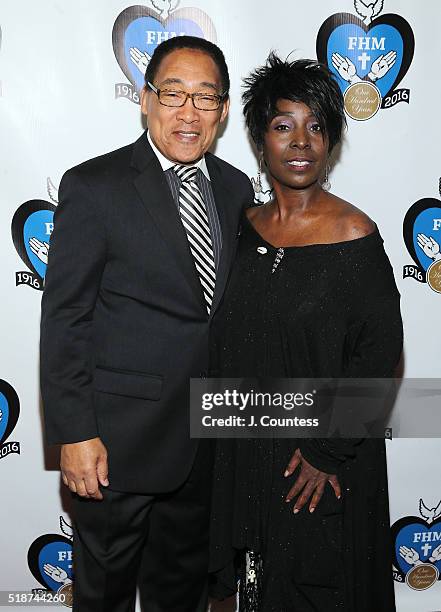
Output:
(40, 132), (253, 494)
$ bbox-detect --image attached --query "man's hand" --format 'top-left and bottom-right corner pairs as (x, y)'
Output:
(60, 437), (109, 500)
(284, 448), (341, 513)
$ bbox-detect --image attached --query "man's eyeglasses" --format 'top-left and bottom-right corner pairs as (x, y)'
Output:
(147, 81), (226, 111)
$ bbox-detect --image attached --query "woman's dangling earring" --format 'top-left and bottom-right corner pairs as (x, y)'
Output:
(252, 154), (263, 194)
(322, 163), (331, 192)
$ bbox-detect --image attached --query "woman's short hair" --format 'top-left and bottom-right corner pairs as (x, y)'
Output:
(242, 53), (346, 152)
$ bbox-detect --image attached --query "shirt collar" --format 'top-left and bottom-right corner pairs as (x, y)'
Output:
(147, 131), (210, 181)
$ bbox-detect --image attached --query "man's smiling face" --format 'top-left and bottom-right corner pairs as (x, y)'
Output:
(141, 47), (229, 164)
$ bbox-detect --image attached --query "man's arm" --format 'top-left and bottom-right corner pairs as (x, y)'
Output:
(40, 169), (108, 499)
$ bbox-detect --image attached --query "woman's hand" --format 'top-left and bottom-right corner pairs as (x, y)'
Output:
(284, 448), (341, 514)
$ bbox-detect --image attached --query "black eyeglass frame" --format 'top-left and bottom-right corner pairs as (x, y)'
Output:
(146, 81), (227, 111)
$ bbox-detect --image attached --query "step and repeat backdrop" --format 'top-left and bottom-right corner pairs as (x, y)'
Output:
(1, 1), (440, 610)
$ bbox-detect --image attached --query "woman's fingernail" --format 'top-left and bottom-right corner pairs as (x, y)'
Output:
(310, 507), (315, 513)
(284, 470), (290, 477)
(293, 508), (299, 514)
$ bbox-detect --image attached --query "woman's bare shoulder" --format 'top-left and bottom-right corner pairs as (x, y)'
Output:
(327, 194), (376, 240)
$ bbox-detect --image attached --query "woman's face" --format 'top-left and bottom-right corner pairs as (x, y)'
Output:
(262, 99), (329, 191)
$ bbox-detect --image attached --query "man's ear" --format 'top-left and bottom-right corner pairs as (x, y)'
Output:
(219, 97), (230, 123)
(140, 86), (149, 115)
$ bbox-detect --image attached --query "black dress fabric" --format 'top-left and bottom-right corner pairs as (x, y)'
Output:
(209, 216), (403, 612)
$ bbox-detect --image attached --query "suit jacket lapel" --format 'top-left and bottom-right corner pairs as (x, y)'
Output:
(131, 133), (206, 310)
(206, 154), (239, 317)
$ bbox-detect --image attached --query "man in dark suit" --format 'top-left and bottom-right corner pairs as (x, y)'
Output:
(40, 35), (253, 611)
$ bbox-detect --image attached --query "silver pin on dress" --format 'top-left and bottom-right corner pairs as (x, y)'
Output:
(271, 247), (285, 274)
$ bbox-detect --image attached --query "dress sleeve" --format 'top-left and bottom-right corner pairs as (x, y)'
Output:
(299, 236), (403, 473)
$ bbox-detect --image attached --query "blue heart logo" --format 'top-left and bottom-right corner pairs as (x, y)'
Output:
(327, 23), (401, 97)
(403, 198), (441, 272)
(24, 209), (54, 280)
(391, 517), (441, 579)
(11, 200), (56, 286)
(317, 13), (414, 99)
(28, 534), (73, 591)
(0, 380), (20, 446)
(113, 6), (216, 95)
(0, 392), (9, 443)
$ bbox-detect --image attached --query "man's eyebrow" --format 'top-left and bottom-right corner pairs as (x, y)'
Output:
(159, 78), (184, 87)
(159, 78), (219, 92)
(198, 81), (219, 92)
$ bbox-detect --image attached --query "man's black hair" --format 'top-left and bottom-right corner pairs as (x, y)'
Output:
(145, 35), (230, 96)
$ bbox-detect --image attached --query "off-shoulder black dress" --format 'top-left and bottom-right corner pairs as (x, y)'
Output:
(209, 217), (403, 612)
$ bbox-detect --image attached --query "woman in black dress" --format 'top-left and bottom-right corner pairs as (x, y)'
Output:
(209, 54), (403, 611)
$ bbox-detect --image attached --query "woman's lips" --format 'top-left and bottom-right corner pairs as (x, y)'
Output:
(286, 158), (314, 170)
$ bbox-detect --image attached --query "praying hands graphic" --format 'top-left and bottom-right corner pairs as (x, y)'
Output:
(130, 47), (152, 75)
(399, 544), (441, 566)
(331, 51), (397, 84)
(417, 234), (441, 262)
(43, 564), (72, 586)
(29, 238), (50, 265)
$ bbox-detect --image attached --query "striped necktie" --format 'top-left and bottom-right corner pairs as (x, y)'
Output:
(174, 164), (216, 314)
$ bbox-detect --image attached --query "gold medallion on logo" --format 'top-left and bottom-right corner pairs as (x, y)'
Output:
(344, 82), (381, 121)
(405, 564), (439, 590)
(427, 260), (441, 293)
(58, 583), (73, 608)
